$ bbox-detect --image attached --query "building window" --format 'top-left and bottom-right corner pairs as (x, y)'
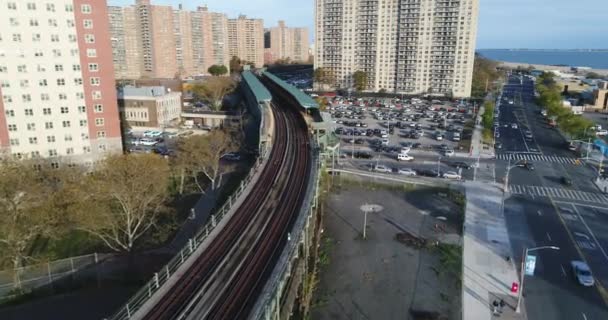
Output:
(84, 34), (95, 44)
(17, 65), (27, 73)
(68, 34), (77, 42)
(83, 19), (93, 29)
(0, 66), (6, 73)
(22, 94), (31, 102)
(45, 122), (53, 129)
(94, 104), (103, 113)
(74, 78), (83, 85)
(29, 137), (38, 145)
(41, 93), (50, 101)
(9, 18), (19, 26)
(24, 109), (33, 116)
(65, 134), (73, 142)
(92, 91), (102, 100)
(78, 106), (86, 113)
(98, 145), (106, 152)
(27, 3), (36, 10)
(95, 118), (104, 126)
(47, 3), (55, 12)
(7, 2), (16, 10)
(55, 64), (64, 72)
(73, 64), (81, 71)
(34, 50), (43, 57)
(47, 136), (56, 143)
(65, 4), (73, 12)
(8, 124), (17, 132)
(48, 19), (57, 27)
(58, 93), (67, 100)
(97, 131), (106, 138)
(79, 120), (87, 127)
(70, 49), (79, 57)
(13, 34), (21, 42)
(81, 4), (92, 14)
(5, 110), (14, 117)
(60, 107), (69, 114)
(57, 78), (65, 86)
(81, 133), (89, 141)
(62, 121), (71, 128)
(27, 123), (35, 131)
(32, 34), (40, 42)
(48, 149), (58, 157)
(20, 80), (29, 88)
(83, 146), (91, 153)
(86, 49), (96, 57)
(51, 34), (59, 42)
(52, 49), (61, 57)
(1, 80), (10, 88)
(43, 108), (51, 115)
(90, 77), (100, 86)
(30, 18), (39, 26)
(66, 148), (74, 155)
(9, 139), (19, 146)
(67, 19), (75, 27)
(88, 63), (99, 72)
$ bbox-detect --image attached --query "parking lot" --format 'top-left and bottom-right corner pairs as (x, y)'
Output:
(327, 96), (479, 179)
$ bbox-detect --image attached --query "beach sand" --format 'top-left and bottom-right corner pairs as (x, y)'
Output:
(498, 61), (608, 76)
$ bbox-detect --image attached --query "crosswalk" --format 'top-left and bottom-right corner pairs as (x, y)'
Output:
(497, 153), (577, 164)
(509, 184), (608, 204)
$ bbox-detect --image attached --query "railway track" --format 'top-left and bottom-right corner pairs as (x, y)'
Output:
(140, 89), (311, 319)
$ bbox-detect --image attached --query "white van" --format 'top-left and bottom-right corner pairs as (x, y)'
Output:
(398, 153), (414, 161)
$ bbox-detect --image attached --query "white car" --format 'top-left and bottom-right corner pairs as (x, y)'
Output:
(436, 135), (443, 141)
(398, 168), (417, 176)
(511, 123), (518, 129)
(139, 138), (158, 146)
(443, 149), (455, 157)
(401, 147), (411, 154)
(442, 171), (461, 180)
(381, 139), (390, 146)
(595, 130), (608, 136)
(374, 165), (392, 173)
(571, 261), (594, 287)
(144, 130), (163, 138)
(398, 154), (414, 161)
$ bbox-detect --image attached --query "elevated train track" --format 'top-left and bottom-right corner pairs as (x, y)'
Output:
(119, 74), (313, 320)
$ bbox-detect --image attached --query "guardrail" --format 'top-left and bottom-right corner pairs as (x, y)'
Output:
(108, 144), (272, 320)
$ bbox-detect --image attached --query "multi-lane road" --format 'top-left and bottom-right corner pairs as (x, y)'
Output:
(496, 75), (608, 320)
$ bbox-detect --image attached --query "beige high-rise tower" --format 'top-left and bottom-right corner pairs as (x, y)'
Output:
(227, 15), (265, 68)
(108, 2), (231, 79)
(266, 21), (310, 64)
(314, 0), (479, 97)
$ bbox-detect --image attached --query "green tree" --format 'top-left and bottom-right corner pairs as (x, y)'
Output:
(471, 54), (501, 98)
(352, 70), (368, 92)
(191, 77), (236, 111)
(586, 72), (601, 79)
(0, 160), (66, 271)
(208, 64), (228, 76)
(175, 130), (237, 193)
(314, 67), (336, 90)
(230, 56), (242, 73)
(74, 154), (171, 253)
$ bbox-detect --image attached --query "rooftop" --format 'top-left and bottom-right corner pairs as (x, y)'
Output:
(118, 86), (175, 98)
(262, 71), (318, 110)
(242, 71), (272, 103)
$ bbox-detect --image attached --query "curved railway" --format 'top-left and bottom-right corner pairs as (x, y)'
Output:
(140, 86), (312, 319)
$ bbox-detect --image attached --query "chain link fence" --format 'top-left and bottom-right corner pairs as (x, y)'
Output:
(0, 253), (113, 301)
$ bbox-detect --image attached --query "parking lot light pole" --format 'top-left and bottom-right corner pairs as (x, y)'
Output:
(516, 246), (560, 313)
(437, 156), (442, 177)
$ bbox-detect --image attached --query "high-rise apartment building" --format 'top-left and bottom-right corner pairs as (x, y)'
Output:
(228, 15), (265, 68)
(0, 0), (123, 163)
(109, 2), (231, 79)
(315, 0), (479, 97)
(265, 21), (310, 64)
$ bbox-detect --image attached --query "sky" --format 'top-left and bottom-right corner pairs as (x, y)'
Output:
(108, 0), (608, 49)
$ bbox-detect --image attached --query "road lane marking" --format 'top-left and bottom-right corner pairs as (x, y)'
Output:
(571, 204), (608, 262)
(537, 210), (542, 216)
(582, 312), (588, 320)
(546, 232), (552, 241)
(561, 265), (567, 277)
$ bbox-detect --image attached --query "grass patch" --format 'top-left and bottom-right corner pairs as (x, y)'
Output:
(433, 243), (462, 283)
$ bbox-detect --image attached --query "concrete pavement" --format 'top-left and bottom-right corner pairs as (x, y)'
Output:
(463, 181), (524, 320)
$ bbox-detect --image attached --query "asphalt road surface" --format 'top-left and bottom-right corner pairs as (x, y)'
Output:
(498, 74), (608, 320)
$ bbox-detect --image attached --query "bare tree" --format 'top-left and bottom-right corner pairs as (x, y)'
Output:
(74, 154), (171, 253)
(191, 77), (236, 111)
(0, 160), (64, 273)
(176, 130), (237, 193)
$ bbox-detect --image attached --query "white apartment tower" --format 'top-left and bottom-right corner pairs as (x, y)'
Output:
(0, 0), (123, 164)
(315, 0), (479, 97)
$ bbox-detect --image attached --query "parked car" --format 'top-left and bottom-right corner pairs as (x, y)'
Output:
(398, 168), (417, 176)
(561, 176), (572, 186)
(449, 162), (471, 170)
(443, 171), (462, 180)
(398, 154), (414, 161)
(443, 149), (455, 157)
(139, 138), (158, 146)
(401, 147), (411, 154)
(374, 165), (392, 173)
(571, 261), (594, 287)
(354, 152), (373, 159)
(511, 123), (519, 129)
(221, 152), (241, 161)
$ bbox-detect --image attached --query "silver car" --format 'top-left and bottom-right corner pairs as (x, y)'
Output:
(571, 261), (594, 287)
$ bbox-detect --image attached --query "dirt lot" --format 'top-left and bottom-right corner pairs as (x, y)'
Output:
(311, 177), (464, 320)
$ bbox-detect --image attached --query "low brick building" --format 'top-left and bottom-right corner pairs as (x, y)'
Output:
(118, 86), (182, 129)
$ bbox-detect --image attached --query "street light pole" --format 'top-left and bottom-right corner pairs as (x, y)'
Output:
(516, 245), (560, 313)
(437, 155), (442, 177)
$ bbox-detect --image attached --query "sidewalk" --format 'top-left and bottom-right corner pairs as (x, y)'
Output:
(468, 105), (496, 160)
(463, 181), (524, 320)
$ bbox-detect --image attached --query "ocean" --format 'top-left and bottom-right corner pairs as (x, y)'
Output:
(476, 49), (608, 70)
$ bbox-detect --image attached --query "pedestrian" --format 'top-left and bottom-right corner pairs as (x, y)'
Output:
(492, 300), (499, 315)
(499, 299), (505, 313)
